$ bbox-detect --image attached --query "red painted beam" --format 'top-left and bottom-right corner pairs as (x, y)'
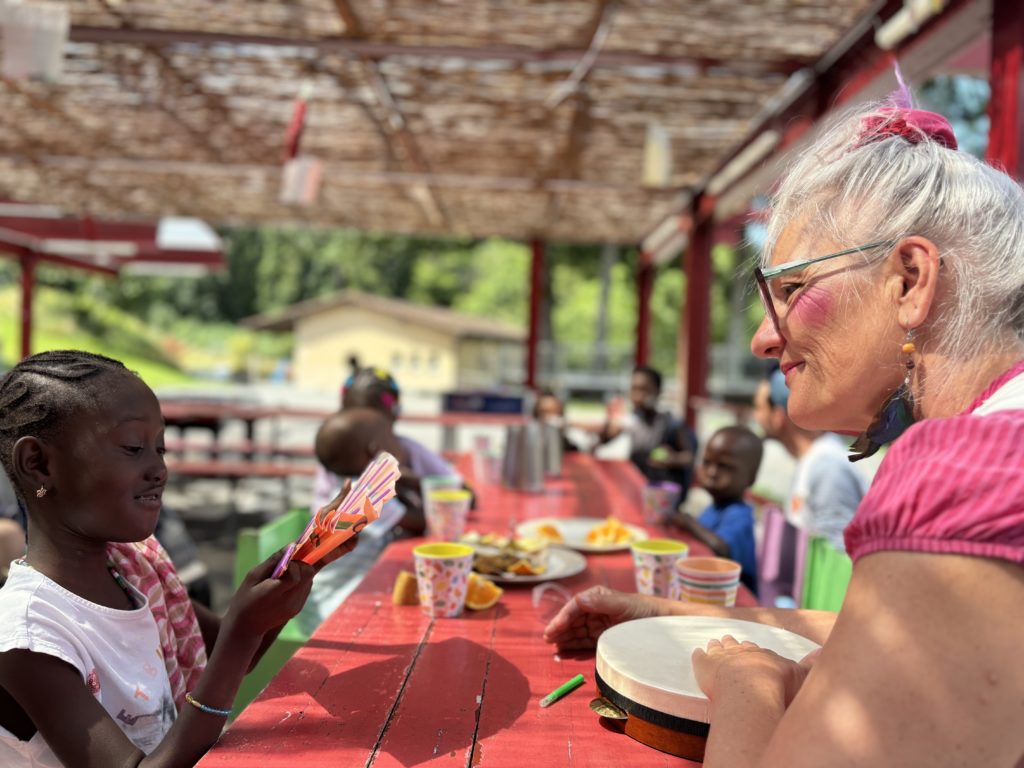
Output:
(682, 207), (713, 430)
(526, 239), (544, 390)
(987, 0), (1024, 178)
(635, 253), (653, 368)
(20, 253), (35, 360)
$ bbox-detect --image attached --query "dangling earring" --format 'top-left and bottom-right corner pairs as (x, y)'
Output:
(35, 486), (47, 498)
(849, 328), (918, 462)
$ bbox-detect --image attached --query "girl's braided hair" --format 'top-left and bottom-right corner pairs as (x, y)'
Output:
(0, 350), (131, 490)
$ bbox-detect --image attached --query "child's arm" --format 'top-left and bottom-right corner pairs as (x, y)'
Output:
(0, 553), (318, 768)
(672, 512), (732, 558)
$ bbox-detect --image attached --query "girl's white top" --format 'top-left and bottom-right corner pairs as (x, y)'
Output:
(0, 560), (176, 767)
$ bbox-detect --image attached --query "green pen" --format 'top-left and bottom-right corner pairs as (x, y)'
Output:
(539, 673), (585, 707)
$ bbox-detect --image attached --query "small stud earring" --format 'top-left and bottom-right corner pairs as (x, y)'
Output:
(35, 486), (47, 498)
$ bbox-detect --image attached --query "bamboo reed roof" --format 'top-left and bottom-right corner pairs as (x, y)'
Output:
(0, 1), (877, 244)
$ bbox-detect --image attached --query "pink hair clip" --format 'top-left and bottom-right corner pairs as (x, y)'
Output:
(858, 107), (958, 150)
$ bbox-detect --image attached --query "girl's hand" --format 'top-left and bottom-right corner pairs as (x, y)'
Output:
(542, 586), (662, 650)
(225, 549), (316, 637)
(692, 635), (815, 706)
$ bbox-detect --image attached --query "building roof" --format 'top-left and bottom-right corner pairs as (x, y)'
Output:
(0, 0), (879, 244)
(244, 289), (525, 341)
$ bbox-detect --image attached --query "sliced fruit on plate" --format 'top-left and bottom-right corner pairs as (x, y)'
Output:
(585, 516), (634, 545)
(465, 573), (504, 610)
(535, 523), (564, 543)
(507, 558), (546, 576)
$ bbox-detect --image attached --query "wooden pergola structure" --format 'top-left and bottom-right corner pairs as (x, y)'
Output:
(1, 0), (1021, 424)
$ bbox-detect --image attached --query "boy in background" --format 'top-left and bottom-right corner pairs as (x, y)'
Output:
(672, 425), (763, 595)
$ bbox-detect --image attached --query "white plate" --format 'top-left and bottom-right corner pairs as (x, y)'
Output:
(516, 517), (648, 553)
(476, 545), (588, 584)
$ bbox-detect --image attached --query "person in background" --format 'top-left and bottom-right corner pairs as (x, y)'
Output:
(316, 366), (468, 511)
(313, 407), (425, 536)
(0, 471), (25, 585)
(752, 367), (867, 551)
(673, 426), (763, 594)
(533, 389), (581, 452)
(596, 365), (697, 501)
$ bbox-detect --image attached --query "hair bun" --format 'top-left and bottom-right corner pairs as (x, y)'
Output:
(858, 107), (957, 150)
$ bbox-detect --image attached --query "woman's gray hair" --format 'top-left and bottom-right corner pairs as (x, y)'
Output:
(763, 102), (1024, 359)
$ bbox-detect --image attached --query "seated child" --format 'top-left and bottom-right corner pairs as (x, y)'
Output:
(311, 366), (466, 515)
(313, 406), (424, 535)
(0, 350), (356, 767)
(673, 425), (763, 595)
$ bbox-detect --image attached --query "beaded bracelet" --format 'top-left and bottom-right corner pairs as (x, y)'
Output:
(185, 692), (233, 718)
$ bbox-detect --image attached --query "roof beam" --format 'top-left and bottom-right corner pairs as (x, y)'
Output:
(67, 25), (807, 76)
(324, 2), (452, 230)
(0, 153), (686, 195)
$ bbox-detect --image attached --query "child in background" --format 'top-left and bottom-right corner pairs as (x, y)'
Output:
(311, 366), (467, 516)
(314, 407), (424, 535)
(0, 351), (355, 767)
(673, 425), (763, 595)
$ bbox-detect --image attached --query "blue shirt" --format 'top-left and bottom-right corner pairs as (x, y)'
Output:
(698, 500), (758, 595)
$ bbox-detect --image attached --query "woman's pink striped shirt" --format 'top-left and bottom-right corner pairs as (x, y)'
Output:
(844, 361), (1024, 564)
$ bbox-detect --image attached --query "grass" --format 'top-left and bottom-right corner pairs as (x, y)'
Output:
(0, 284), (217, 388)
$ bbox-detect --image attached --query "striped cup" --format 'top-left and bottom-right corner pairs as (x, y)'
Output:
(671, 556), (742, 607)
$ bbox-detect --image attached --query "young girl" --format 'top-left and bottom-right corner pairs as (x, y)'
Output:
(0, 350), (354, 767)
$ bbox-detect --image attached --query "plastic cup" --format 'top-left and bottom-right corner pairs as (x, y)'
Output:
(413, 543), (475, 618)
(425, 488), (472, 541)
(631, 539), (689, 597)
(671, 556), (742, 606)
(642, 481), (682, 525)
(422, 474), (464, 528)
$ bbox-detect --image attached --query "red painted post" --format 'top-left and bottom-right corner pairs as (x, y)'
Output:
(635, 252), (653, 368)
(20, 252), (36, 360)
(682, 209), (713, 430)
(526, 239), (544, 389)
(987, 0), (1024, 178)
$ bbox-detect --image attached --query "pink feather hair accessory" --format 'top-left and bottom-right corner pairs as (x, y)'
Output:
(858, 107), (958, 150)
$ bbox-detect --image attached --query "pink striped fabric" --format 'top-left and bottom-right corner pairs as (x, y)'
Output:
(107, 537), (208, 711)
(845, 362), (1024, 565)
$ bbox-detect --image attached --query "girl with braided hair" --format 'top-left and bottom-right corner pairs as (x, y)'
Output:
(0, 350), (356, 767)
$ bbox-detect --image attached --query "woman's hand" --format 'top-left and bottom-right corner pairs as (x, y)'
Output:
(542, 586), (663, 650)
(692, 635), (816, 707)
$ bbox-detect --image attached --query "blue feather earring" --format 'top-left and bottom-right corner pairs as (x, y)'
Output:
(849, 330), (917, 461)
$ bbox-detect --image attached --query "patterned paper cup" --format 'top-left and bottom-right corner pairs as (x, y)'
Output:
(641, 481), (682, 525)
(425, 488), (472, 541)
(671, 556), (742, 606)
(413, 543), (475, 618)
(631, 539), (689, 597)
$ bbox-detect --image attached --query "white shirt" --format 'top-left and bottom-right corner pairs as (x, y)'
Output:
(788, 433), (868, 551)
(0, 561), (176, 767)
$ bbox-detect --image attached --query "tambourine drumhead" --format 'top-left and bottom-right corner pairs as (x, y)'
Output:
(596, 616), (821, 727)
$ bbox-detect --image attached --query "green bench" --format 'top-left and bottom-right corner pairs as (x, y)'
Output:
(231, 509), (311, 716)
(800, 535), (853, 613)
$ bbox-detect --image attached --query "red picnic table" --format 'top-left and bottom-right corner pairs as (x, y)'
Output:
(197, 453), (757, 767)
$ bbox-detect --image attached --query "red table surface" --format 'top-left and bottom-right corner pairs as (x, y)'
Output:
(197, 453), (756, 767)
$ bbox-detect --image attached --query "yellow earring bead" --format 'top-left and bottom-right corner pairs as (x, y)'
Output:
(902, 342), (916, 354)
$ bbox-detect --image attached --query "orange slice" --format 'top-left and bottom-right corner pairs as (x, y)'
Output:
(508, 558), (546, 576)
(535, 523), (563, 543)
(586, 516), (633, 545)
(391, 569), (420, 606)
(465, 573), (503, 610)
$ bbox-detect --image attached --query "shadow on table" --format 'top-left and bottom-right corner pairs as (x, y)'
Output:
(236, 636), (529, 766)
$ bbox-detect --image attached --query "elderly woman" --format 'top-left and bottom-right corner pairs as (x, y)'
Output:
(545, 98), (1024, 767)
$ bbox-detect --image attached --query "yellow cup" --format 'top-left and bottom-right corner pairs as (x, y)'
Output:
(413, 543), (475, 618)
(631, 539), (689, 597)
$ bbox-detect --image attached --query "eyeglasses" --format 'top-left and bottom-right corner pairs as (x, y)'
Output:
(754, 240), (895, 333)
